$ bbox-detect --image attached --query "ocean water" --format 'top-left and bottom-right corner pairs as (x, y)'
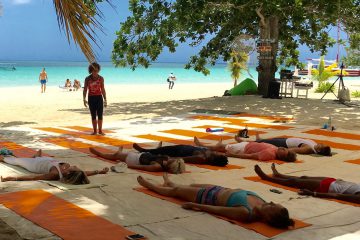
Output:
(0, 61), (358, 87)
(0, 61), (259, 87)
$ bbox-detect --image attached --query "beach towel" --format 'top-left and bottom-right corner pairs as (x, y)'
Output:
(0, 190), (135, 240)
(134, 187), (310, 238)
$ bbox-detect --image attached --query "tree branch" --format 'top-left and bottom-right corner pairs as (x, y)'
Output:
(256, 6), (266, 27)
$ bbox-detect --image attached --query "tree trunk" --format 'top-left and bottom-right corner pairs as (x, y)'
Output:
(257, 15), (279, 96)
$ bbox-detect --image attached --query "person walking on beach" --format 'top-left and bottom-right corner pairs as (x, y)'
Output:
(39, 68), (48, 93)
(167, 72), (176, 89)
(83, 62), (107, 135)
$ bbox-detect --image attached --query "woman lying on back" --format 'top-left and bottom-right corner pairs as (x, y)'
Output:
(1, 150), (108, 184)
(138, 174), (294, 229)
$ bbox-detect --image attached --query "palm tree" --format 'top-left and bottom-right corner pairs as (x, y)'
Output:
(53, 0), (107, 62)
(228, 51), (249, 87)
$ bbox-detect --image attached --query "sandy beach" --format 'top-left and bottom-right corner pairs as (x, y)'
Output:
(1, 80), (360, 240)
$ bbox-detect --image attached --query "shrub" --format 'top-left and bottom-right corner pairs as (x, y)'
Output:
(351, 90), (360, 98)
(315, 82), (335, 93)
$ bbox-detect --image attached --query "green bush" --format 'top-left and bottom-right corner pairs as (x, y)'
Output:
(315, 82), (335, 93)
(352, 90), (360, 98)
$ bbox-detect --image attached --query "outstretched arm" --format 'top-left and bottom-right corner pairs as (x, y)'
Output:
(227, 152), (259, 160)
(182, 202), (249, 222)
(85, 167), (109, 176)
(288, 146), (313, 155)
(1, 173), (58, 182)
(300, 190), (360, 204)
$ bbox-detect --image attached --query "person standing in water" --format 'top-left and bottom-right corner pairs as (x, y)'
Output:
(83, 63), (107, 135)
(39, 68), (48, 93)
(167, 72), (176, 89)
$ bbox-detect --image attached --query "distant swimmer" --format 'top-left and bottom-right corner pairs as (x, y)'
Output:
(39, 68), (48, 93)
(167, 72), (176, 89)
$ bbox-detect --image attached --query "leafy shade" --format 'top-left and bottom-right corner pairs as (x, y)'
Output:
(53, 0), (105, 62)
(343, 33), (360, 66)
(112, 0), (359, 73)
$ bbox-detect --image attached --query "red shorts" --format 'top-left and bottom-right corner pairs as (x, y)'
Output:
(316, 178), (336, 193)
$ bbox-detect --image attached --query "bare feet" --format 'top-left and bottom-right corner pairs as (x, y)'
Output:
(116, 146), (124, 154)
(89, 147), (99, 155)
(271, 163), (280, 177)
(91, 132), (97, 135)
(254, 165), (268, 180)
(157, 141), (163, 148)
(215, 139), (223, 147)
(100, 167), (109, 174)
(256, 133), (260, 141)
(33, 149), (42, 158)
(137, 175), (152, 189)
(194, 136), (201, 146)
(162, 173), (175, 187)
(99, 132), (106, 136)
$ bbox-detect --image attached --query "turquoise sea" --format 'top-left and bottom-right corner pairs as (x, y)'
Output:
(0, 61), (260, 87)
(0, 61), (358, 87)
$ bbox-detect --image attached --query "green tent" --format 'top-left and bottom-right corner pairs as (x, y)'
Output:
(229, 78), (258, 96)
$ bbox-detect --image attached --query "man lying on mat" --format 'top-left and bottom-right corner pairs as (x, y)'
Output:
(255, 164), (360, 204)
(255, 133), (331, 156)
(0, 150), (108, 184)
(137, 173), (294, 229)
(132, 142), (228, 166)
(89, 146), (186, 174)
(194, 137), (297, 162)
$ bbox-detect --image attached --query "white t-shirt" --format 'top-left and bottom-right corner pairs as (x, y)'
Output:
(286, 138), (316, 152)
(125, 152), (143, 165)
(168, 74), (176, 81)
(225, 142), (249, 155)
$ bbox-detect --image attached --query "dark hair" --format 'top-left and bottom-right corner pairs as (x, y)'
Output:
(62, 170), (90, 185)
(318, 146), (332, 156)
(281, 151), (297, 162)
(88, 62), (101, 74)
(267, 208), (295, 229)
(208, 154), (228, 166)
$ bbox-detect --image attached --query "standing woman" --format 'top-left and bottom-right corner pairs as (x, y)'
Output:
(83, 63), (107, 135)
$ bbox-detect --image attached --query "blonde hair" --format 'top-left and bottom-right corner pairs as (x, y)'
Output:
(61, 171), (90, 185)
(167, 159), (186, 174)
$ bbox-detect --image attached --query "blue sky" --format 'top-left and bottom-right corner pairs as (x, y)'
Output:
(0, 0), (347, 63)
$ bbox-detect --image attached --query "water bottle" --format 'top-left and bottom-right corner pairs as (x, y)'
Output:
(206, 128), (224, 133)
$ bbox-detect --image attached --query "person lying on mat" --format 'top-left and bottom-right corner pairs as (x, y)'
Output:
(255, 163), (360, 204)
(64, 79), (72, 88)
(89, 147), (186, 174)
(133, 142), (228, 166)
(255, 134), (331, 156)
(137, 173), (294, 229)
(194, 137), (297, 162)
(0, 150), (109, 184)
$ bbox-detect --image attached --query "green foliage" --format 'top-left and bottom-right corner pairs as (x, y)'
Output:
(351, 90), (360, 98)
(228, 51), (249, 87)
(315, 82), (335, 93)
(343, 33), (360, 67)
(112, 0), (359, 75)
(312, 56), (338, 84)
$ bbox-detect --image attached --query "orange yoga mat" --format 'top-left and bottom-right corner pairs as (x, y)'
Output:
(279, 135), (360, 151)
(0, 190), (135, 240)
(191, 115), (293, 130)
(193, 125), (267, 135)
(64, 126), (114, 134)
(244, 176), (360, 207)
(345, 159), (360, 165)
(304, 129), (360, 141)
(42, 137), (117, 164)
(134, 187), (310, 238)
(162, 129), (233, 141)
(134, 134), (194, 145)
(36, 127), (133, 148)
(234, 113), (294, 121)
(0, 141), (51, 158)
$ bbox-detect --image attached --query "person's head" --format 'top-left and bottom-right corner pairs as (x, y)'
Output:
(276, 148), (297, 162)
(260, 202), (295, 229)
(88, 62), (101, 76)
(42, 68), (45, 72)
(66, 79), (70, 82)
(207, 152), (228, 166)
(166, 158), (186, 174)
(62, 170), (90, 185)
(314, 144), (332, 156)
